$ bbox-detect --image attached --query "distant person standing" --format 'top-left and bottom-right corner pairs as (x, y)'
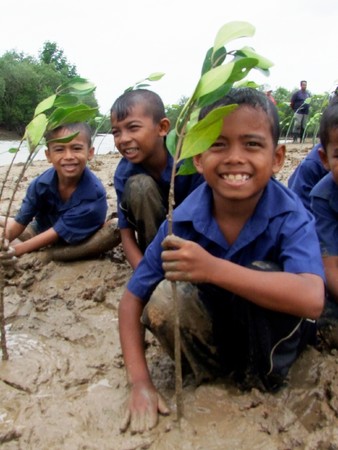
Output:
(290, 80), (311, 143)
(265, 87), (276, 105)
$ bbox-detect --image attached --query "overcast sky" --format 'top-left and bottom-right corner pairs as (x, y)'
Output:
(1, 0), (337, 113)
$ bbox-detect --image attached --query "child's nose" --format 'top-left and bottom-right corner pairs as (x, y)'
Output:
(118, 129), (131, 143)
(63, 148), (74, 158)
(225, 145), (244, 163)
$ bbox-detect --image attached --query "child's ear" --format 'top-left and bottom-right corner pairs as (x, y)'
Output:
(193, 154), (204, 174)
(159, 118), (171, 136)
(318, 147), (330, 171)
(45, 149), (52, 163)
(87, 147), (95, 161)
(272, 144), (286, 175)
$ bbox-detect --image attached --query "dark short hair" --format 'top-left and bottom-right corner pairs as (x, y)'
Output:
(319, 98), (338, 152)
(45, 122), (92, 147)
(198, 87), (280, 146)
(110, 89), (166, 123)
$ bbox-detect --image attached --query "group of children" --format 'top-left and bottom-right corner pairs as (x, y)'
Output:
(1, 86), (338, 434)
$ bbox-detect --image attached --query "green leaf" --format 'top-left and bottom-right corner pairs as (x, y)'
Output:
(235, 80), (260, 89)
(180, 105), (237, 159)
(34, 94), (56, 117)
(177, 157), (197, 175)
(147, 72), (165, 81)
(213, 21), (255, 55)
(8, 147), (19, 154)
(46, 131), (79, 144)
(56, 77), (96, 96)
(235, 46), (273, 70)
(193, 63), (234, 99)
(226, 57), (259, 83)
(135, 83), (150, 89)
(47, 105), (98, 130)
(69, 81), (95, 92)
(24, 114), (48, 152)
(197, 58), (258, 109)
(166, 129), (178, 157)
(67, 87), (96, 97)
(201, 47), (226, 75)
(201, 48), (213, 75)
(197, 83), (232, 109)
(53, 94), (79, 108)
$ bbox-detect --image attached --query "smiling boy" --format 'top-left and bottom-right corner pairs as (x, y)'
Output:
(0, 122), (107, 258)
(118, 88), (325, 434)
(111, 89), (203, 269)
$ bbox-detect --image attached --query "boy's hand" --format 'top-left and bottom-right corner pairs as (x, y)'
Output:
(120, 380), (169, 434)
(161, 234), (213, 283)
(0, 240), (17, 266)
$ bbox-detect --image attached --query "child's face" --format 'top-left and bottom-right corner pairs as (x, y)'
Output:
(193, 106), (285, 208)
(111, 104), (169, 164)
(45, 128), (94, 182)
(319, 127), (338, 184)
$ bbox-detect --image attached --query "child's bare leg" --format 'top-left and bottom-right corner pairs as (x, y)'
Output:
(142, 279), (221, 384)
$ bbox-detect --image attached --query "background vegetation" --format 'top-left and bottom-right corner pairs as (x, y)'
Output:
(0, 42), (332, 140)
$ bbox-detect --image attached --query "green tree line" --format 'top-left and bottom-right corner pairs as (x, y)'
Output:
(0, 42), (332, 140)
(0, 42), (99, 134)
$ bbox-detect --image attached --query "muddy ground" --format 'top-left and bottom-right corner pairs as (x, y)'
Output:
(0, 144), (338, 450)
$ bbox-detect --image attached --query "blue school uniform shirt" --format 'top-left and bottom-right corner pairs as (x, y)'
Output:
(310, 172), (338, 257)
(288, 144), (328, 211)
(288, 143), (328, 211)
(128, 178), (325, 301)
(113, 150), (204, 229)
(15, 166), (108, 244)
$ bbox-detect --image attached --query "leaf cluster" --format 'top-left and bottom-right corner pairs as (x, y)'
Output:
(23, 78), (98, 154)
(166, 21), (273, 175)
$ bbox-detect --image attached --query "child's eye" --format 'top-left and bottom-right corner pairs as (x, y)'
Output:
(246, 141), (261, 149)
(129, 125), (140, 131)
(210, 141), (225, 151)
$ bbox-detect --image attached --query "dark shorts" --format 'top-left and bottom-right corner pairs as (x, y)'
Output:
(142, 264), (316, 392)
(120, 174), (167, 252)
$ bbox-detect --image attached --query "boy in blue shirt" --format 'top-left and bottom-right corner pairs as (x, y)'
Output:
(310, 99), (338, 338)
(0, 122), (108, 258)
(119, 88), (325, 434)
(111, 89), (203, 269)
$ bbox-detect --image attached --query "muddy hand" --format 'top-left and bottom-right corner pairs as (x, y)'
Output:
(161, 234), (212, 283)
(0, 239), (17, 266)
(120, 383), (169, 434)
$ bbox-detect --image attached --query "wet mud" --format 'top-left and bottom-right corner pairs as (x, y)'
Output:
(0, 146), (337, 449)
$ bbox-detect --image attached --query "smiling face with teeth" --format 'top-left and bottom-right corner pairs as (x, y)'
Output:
(111, 104), (170, 168)
(193, 105), (285, 212)
(45, 125), (94, 185)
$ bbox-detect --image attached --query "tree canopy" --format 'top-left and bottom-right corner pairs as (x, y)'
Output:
(0, 42), (98, 134)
